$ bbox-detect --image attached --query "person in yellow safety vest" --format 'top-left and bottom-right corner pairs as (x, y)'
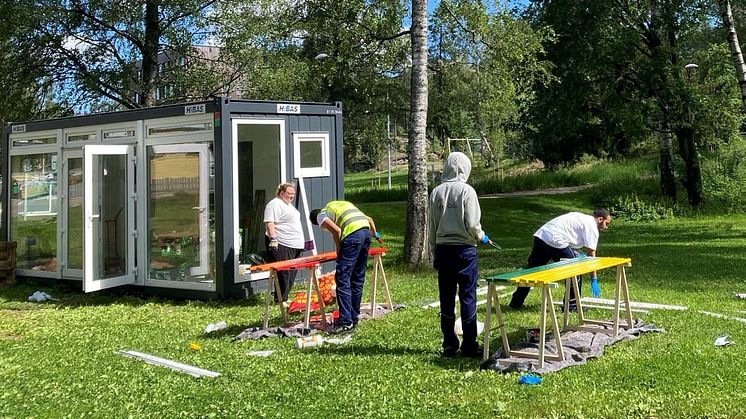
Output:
(310, 201), (380, 334)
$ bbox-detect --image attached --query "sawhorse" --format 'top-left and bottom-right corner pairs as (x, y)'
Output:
(368, 247), (393, 316)
(483, 257), (633, 368)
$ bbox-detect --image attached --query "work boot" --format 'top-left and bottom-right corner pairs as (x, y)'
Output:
(460, 345), (485, 359)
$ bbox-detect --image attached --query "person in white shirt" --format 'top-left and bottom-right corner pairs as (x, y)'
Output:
(508, 209), (612, 309)
(264, 183), (305, 304)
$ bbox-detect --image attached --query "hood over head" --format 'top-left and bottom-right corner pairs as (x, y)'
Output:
(441, 152), (471, 183)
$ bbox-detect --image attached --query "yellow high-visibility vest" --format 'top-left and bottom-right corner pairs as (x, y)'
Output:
(322, 201), (369, 240)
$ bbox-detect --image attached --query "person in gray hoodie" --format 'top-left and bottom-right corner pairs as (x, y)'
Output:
(428, 152), (494, 358)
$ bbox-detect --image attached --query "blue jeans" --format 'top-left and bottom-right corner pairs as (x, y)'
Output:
(435, 244), (479, 352)
(509, 236), (581, 308)
(335, 228), (371, 326)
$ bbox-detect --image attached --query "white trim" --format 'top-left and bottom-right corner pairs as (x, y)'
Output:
(292, 132), (330, 178)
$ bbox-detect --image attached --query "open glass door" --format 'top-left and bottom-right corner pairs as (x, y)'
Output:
(83, 145), (136, 292)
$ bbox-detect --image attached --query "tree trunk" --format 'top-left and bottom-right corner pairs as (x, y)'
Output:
(403, 0), (430, 267)
(140, 1), (160, 107)
(675, 125), (703, 206)
(720, 0), (746, 111)
(659, 119), (677, 199)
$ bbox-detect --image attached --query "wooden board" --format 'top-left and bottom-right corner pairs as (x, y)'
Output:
(486, 257), (631, 284)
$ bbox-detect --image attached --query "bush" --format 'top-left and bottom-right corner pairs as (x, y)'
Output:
(345, 186), (409, 203)
(609, 194), (676, 222)
(701, 139), (746, 213)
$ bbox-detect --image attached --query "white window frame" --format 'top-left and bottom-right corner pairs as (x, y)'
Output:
(293, 132), (329, 178)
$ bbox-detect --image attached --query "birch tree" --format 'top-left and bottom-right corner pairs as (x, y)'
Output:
(404, 0), (430, 267)
(720, 0), (746, 111)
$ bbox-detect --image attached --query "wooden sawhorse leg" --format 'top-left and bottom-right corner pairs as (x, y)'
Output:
(262, 269), (288, 329)
(613, 265), (633, 335)
(483, 284), (512, 361)
(370, 253), (393, 318)
(303, 265), (329, 329)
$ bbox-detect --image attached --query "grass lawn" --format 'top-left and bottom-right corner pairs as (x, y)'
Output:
(2, 192), (746, 418)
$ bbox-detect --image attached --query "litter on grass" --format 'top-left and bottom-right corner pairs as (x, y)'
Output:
(325, 334), (353, 345)
(518, 374), (543, 385)
(204, 320), (227, 334)
(116, 349), (220, 378)
(735, 293), (746, 300)
(714, 335), (735, 347)
(247, 350), (275, 357)
(27, 291), (57, 302)
(188, 342), (203, 350)
(234, 326), (315, 341)
(455, 318), (485, 336)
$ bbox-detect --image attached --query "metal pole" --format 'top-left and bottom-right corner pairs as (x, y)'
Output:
(387, 115), (392, 190)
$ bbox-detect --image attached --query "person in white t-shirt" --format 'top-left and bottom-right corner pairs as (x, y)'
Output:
(264, 183), (305, 304)
(508, 209), (612, 309)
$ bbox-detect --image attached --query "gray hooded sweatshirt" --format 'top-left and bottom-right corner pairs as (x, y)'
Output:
(428, 152), (486, 250)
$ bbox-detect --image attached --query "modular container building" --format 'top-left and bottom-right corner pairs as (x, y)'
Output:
(1, 97), (344, 298)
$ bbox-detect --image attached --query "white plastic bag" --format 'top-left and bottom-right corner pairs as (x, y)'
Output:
(454, 317), (484, 336)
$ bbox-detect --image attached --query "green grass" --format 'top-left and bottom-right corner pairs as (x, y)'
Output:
(3, 193), (746, 418)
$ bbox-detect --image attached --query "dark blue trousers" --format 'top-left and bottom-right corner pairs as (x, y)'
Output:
(334, 228), (371, 326)
(509, 236), (581, 308)
(435, 244), (479, 352)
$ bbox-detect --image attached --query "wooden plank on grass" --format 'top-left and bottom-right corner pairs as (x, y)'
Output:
(581, 297), (687, 311)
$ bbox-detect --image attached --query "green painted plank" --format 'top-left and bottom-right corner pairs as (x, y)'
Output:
(485, 256), (593, 282)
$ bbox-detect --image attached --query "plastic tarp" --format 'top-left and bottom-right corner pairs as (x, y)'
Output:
(481, 319), (664, 374)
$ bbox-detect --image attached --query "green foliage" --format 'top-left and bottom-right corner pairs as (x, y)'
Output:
(701, 138), (746, 213)
(9, 1), (217, 111)
(609, 194), (676, 222)
(429, 1), (553, 164)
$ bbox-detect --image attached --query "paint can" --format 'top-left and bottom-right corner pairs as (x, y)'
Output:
(295, 335), (324, 349)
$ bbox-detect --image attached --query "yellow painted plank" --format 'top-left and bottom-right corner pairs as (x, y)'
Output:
(504, 257), (631, 285)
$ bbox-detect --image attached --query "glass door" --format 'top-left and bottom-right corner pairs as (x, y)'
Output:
(83, 145), (136, 292)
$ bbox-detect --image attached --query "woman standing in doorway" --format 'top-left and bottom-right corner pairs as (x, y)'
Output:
(264, 183), (305, 305)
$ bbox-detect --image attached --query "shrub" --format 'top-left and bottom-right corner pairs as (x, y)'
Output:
(610, 194), (676, 222)
(701, 140), (746, 213)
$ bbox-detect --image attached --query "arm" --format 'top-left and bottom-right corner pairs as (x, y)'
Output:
(366, 216), (382, 242)
(265, 222), (277, 239)
(320, 219), (341, 251)
(585, 247), (602, 297)
(367, 216), (377, 236)
(584, 247), (597, 277)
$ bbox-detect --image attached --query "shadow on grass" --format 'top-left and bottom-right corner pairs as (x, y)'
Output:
(0, 278), (267, 309)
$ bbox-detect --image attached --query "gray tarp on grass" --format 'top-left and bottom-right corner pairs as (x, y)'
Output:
(481, 319), (664, 374)
(233, 304), (406, 341)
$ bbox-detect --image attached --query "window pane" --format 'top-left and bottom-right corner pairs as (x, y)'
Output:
(67, 158), (83, 270)
(98, 154), (128, 278)
(103, 130), (135, 140)
(147, 123), (212, 137)
(299, 141), (323, 169)
(10, 153), (58, 271)
(12, 137), (56, 147)
(148, 147), (214, 283)
(67, 133), (97, 142)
